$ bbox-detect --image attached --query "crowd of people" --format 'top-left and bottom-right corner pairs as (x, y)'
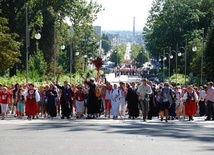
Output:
(0, 76), (214, 122)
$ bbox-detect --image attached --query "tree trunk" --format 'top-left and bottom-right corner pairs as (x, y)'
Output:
(9, 0), (17, 77)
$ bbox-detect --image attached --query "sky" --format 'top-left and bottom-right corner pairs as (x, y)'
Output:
(92, 0), (154, 31)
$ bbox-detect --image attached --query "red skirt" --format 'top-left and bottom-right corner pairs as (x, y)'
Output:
(105, 99), (111, 111)
(25, 99), (38, 115)
(185, 100), (196, 116)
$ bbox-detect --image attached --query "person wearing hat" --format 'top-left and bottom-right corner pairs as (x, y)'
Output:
(23, 83), (40, 119)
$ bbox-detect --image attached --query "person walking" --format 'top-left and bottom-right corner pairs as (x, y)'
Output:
(118, 81), (127, 118)
(159, 82), (174, 122)
(174, 87), (182, 119)
(23, 83), (40, 119)
(56, 81), (74, 119)
(74, 86), (85, 118)
(137, 79), (152, 121)
(46, 84), (57, 118)
(198, 86), (206, 116)
(84, 78), (98, 119)
(111, 84), (121, 119)
(183, 86), (198, 121)
(16, 88), (25, 119)
(126, 82), (139, 119)
(205, 82), (214, 121)
(102, 82), (112, 118)
(0, 87), (10, 120)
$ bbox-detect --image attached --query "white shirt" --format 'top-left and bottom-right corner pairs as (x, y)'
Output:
(23, 89), (40, 102)
(137, 84), (152, 100)
(111, 88), (121, 102)
(105, 89), (112, 100)
(183, 91), (198, 101)
(198, 90), (206, 101)
(206, 86), (214, 102)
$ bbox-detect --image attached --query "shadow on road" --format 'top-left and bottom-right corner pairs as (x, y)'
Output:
(9, 118), (214, 145)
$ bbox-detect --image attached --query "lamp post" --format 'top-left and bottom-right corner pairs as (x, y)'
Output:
(164, 51), (173, 78)
(178, 39), (187, 86)
(54, 19), (57, 82)
(192, 29), (204, 84)
(115, 51), (118, 66)
(159, 55), (165, 81)
(69, 36), (73, 84)
(140, 51), (144, 66)
(26, 8), (41, 83)
(171, 44), (182, 83)
(84, 54), (87, 72)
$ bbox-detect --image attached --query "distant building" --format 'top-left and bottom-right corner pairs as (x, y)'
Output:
(133, 17), (135, 37)
(93, 26), (102, 36)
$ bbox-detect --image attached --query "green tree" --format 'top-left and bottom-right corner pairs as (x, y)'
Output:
(131, 43), (142, 60)
(0, 16), (21, 75)
(144, 0), (214, 80)
(204, 26), (214, 81)
(28, 43), (47, 79)
(130, 44), (149, 66)
(101, 33), (111, 54)
(109, 44), (126, 66)
(0, 0), (103, 76)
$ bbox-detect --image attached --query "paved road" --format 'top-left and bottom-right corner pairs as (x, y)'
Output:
(1, 74), (214, 155)
(0, 116), (214, 155)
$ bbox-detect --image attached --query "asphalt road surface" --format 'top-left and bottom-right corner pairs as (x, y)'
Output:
(0, 116), (214, 155)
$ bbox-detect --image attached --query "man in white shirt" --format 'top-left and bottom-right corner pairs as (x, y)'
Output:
(205, 82), (214, 121)
(137, 79), (152, 121)
(198, 86), (206, 116)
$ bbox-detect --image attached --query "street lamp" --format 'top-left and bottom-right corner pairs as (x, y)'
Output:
(192, 29), (205, 84)
(35, 31), (41, 40)
(60, 44), (65, 50)
(26, 8), (42, 83)
(171, 44), (182, 83)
